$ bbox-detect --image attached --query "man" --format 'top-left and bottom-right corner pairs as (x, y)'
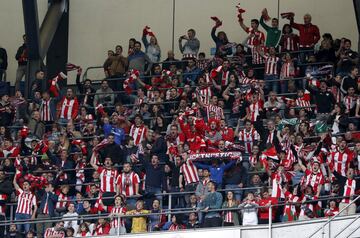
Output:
(183, 58), (201, 85)
(13, 174), (37, 234)
(307, 80), (335, 114)
(31, 70), (45, 95)
(289, 13), (320, 62)
(298, 159), (324, 197)
(238, 18), (265, 48)
(15, 34), (28, 91)
(162, 50), (181, 70)
(197, 94), (224, 120)
(223, 163), (248, 201)
(37, 183), (58, 238)
(49, 150), (76, 184)
(90, 156), (118, 194)
(336, 38), (359, 74)
(93, 80), (114, 108)
(328, 139), (353, 177)
(179, 153), (200, 202)
(151, 129), (167, 161)
(0, 46), (7, 81)
(39, 91), (58, 128)
(27, 111), (45, 139)
(137, 154), (166, 202)
(128, 41), (153, 74)
(116, 162), (140, 203)
(341, 66), (359, 95)
(59, 88), (79, 124)
(0, 94), (14, 126)
(200, 181), (223, 227)
(129, 114), (148, 146)
(195, 159), (235, 188)
(76, 69), (95, 109)
(260, 47), (281, 93)
(178, 29), (200, 58)
(108, 45), (128, 78)
(259, 9), (281, 47)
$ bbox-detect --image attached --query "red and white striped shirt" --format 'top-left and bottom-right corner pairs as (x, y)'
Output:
(44, 227), (65, 238)
(40, 99), (52, 121)
(301, 169), (324, 194)
(129, 124), (147, 145)
(267, 130), (276, 145)
(97, 167), (119, 193)
(180, 160), (199, 184)
(280, 62), (295, 78)
(110, 206), (127, 228)
(264, 55), (280, 75)
(238, 128), (260, 154)
(271, 172), (285, 199)
(342, 179), (356, 203)
(205, 104), (224, 120)
(116, 171), (140, 196)
(295, 97), (311, 111)
(0, 194), (7, 215)
(246, 28), (265, 46)
(15, 189), (36, 215)
(224, 209), (234, 223)
(281, 34), (299, 52)
(328, 151), (353, 176)
(198, 86), (213, 105)
(249, 46), (264, 65)
(56, 192), (69, 209)
(60, 97), (78, 120)
(343, 96), (357, 111)
(248, 101), (263, 122)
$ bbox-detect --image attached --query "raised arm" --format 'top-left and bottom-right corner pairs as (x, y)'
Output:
(13, 171), (20, 191)
(259, 16), (270, 31)
(238, 20), (249, 33)
(90, 151), (99, 171)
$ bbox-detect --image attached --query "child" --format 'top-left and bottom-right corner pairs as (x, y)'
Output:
(109, 195), (127, 235)
(239, 192), (259, 226)
(126, 200), (150, 233)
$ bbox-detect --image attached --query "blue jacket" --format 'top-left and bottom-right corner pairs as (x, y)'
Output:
(195, 161), (236, 186)
(200, 191), (223, 218)
(38, 192), (58, 217)
(103, 123), (125, 145)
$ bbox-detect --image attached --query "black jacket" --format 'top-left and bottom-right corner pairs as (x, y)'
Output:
(0, 48), (8, 70)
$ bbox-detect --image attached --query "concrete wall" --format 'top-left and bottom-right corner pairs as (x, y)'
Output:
(0, 0), (357, 85)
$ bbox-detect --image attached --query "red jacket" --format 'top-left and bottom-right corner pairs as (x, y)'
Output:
(258, 197), (278, 220)
(290, 22), (320, 47)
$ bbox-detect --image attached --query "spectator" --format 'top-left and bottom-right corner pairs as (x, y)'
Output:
(162, 214), (186, 231)
(5, 224), (22, 238)
(279, 24), (299, 52)
(109, 195), (127, 235)
(13, 176), (37, 234)
(126, 200), (150, 233)
(15, 34), (28, 91)
(93, 80), (114, 109)
(128, 41), (153, 74)
(186, 212), (200, 229)
(76, 223), (91, 237)
(63, 203), (79, 234)
(210, 19), (232, 56)
(0, 46), (7, 81)
(37, 183), (58, 238)
(178, 29), (200, 58)
(222, 191), (240, 226)
(239, 192), (259, 226)
(259, 9), (281, 48)
(148, 199), (166, 231)
(336, 38), (359, 75)
(200, 181), (223, 227)
(142, 27), (161, 63)
(289, 13), (320, 62)
(162, 50), (181, 70)
(28, 111), (45, 139)
(108, 45), (128, 78)
(195, 159), (235, 188)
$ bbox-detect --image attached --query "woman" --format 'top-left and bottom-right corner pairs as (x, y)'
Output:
(211, 24), (232, 56)
(151, 116), (166, 132)
(162, 214), (186, 231)
(328, 103), (349, 134)
(239, 192), (259, 226)
(222, 191), (239, 226)
(109, 195), (127, 235)
(76, 223), (91, 237)
(279, 24), (299, 53)
(142, 33), (161, 63)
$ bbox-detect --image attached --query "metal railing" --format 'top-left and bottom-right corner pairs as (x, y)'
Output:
(307, 195), (360, 238)
(2, 193), (357, 238)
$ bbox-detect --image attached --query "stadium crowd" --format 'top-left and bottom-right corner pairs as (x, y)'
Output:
(0, 5), (360, 238)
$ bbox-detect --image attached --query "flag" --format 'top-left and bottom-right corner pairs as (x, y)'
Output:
(262, 146), (279, 161)
(66, 63), (80, 72)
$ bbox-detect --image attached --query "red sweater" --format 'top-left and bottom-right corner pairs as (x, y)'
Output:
(258, 197), (278, 220)
(290, 22), (320, 47)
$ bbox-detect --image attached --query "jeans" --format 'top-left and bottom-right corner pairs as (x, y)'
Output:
(145, 186), (162, 208)
(225, 184), (243, 201)
(264, 74), (279, 93)
(203, 216), (222, 228)
(15, 213), (31, 234)
(280, 79), (288, 94)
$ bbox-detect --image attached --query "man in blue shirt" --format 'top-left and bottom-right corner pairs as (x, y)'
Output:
(195, 159), (236, 188)
(103, 116), (126, 145)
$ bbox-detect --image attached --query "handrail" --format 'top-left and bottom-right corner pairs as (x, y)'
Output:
(333, 214), (360, 238)
(307, 194), (360, 238)
(1, 194), (354, 227)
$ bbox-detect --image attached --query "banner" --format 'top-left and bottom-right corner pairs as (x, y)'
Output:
(189, 151), (242, 160)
